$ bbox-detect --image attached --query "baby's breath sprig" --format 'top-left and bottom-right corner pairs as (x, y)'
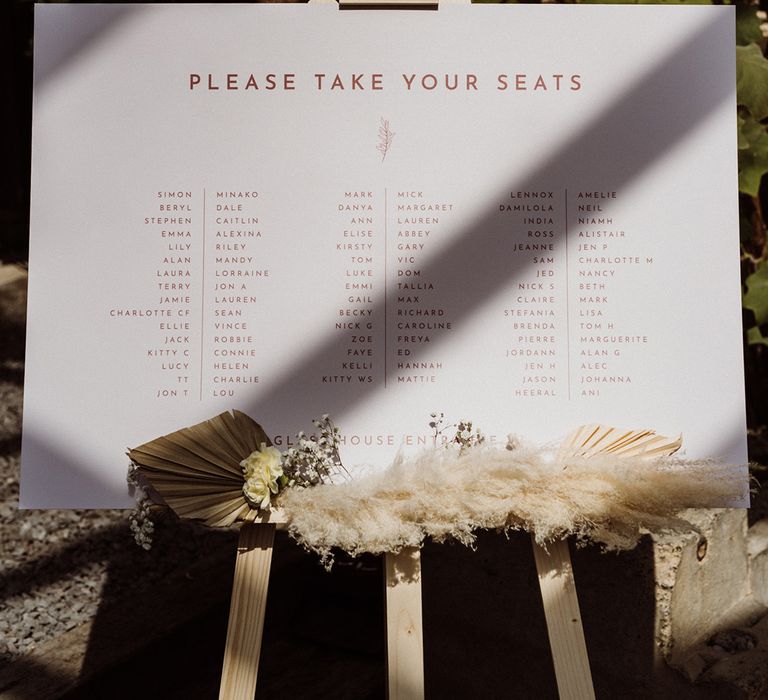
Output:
(429, 412), (485, 454)
(429, 411), (450, 442)
(453, 420), (485, 454)
(127, 462), (155, 550)
(282, 414), (349, 488)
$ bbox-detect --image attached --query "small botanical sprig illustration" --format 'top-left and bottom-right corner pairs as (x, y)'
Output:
(377, 117), (395, 162)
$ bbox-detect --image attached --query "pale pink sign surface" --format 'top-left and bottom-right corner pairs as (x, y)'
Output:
(22, 4), (747, 507)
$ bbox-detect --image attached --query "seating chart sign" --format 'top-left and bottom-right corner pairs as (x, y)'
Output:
(22, 3), (747, 507)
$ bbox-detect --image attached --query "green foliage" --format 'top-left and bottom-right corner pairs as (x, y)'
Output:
(747, 326), (768, 347)
(736, 6), (765, 46)
(745, 261), (768, 327)
(737, 44), (768, 122)
(735, 42), (768, 200)
(741, 210), (755, 243)
(738, 114), (768, 197)
(735, 30), (768, 352)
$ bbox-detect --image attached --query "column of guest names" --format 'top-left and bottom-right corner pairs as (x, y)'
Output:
(391, 191), (455, 385)
(323, 189), (457, 387)
(499, 189), (567, 398)
(107, 190), (197, 400)
(573, 191), (651, 397)
(327, 190), (380, 386)
(204, 190), (265, 398)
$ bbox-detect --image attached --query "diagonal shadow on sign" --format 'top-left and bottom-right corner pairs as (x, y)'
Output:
(238, 14), (736, 439)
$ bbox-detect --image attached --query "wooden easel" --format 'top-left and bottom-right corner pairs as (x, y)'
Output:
(218, 522), (594, 700)
(218, 522), (277, 699)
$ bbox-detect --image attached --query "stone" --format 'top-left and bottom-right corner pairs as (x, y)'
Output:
(748, 518), (768, 607)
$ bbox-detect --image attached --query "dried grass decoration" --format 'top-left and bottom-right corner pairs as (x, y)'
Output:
(128, 412), (746, 561)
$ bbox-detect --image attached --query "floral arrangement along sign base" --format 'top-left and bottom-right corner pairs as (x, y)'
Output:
(127, 410), (745, 563)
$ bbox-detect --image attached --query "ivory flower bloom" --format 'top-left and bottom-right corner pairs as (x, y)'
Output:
(240, 443), (284, 509)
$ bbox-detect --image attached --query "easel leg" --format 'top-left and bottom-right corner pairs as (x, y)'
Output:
(384, 547), (425, 700)
(531, 536), (596, 700)
(219, 523), (276, 700)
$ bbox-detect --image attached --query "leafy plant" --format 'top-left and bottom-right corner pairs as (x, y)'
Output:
(737, 8), (768, 348)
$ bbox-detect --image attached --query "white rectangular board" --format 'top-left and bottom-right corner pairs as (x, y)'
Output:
(22, 3), (747, 507)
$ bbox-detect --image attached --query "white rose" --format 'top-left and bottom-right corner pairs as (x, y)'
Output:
(240, 443), (284, 509)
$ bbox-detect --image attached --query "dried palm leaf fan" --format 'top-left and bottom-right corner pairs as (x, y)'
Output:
(128, 410), (275, 527)
(557, 424), (682, 463)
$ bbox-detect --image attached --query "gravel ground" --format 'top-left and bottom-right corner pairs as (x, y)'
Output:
(0, 377), (85, 661)
(0, 273), (121, 664)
